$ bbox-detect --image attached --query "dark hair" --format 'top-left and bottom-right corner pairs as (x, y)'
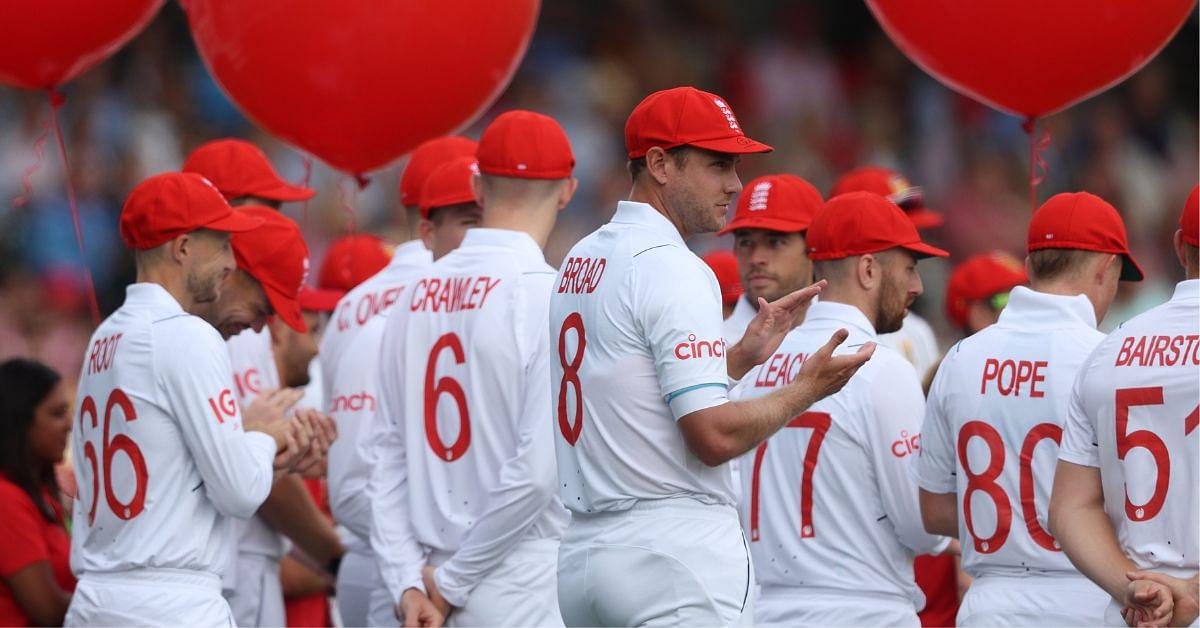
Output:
(0, 358), (64, 522)
(1028, 248), (1092, 282)
(628, 145), (691, 183)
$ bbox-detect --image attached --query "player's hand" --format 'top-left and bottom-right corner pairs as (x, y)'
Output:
(793, 328), (875, 407)
(1121, 576), (1174, 627)
(728, 281), (825, 379)
(272, 414), (314, 472)
(398, 588), (444, 628)
(422, 564), (454, 619)
(1125, 571), (1198, 627)
(289, 409), (337, 477)
(244, 387), (305, 447)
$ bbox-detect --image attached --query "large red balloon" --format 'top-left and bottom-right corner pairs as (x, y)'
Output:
(185, 0), (540, 176)
(0, 0), (164, 90)
(866, 0), (1196, 118)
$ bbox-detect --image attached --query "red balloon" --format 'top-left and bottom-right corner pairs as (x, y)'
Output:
(866, 0), (1196, 118)
(0, 0), (164, 90)
(185, 0), (540, 176)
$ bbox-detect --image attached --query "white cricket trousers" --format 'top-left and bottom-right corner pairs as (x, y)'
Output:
(225, 553), (284, 628)
(958, 573), (1109, 626)
(441, 537), (563, 627)
(557, 497), (753, 627)
(65, 568), (234, 627)
(755, 586), (920, 627)
(337, 539), (394, 627)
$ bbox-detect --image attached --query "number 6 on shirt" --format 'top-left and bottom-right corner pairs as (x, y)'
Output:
(78, 388), (148, 523)
(425, 333), (471, 462)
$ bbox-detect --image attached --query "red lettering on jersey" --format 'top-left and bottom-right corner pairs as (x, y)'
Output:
(330, 391), (377, 413)
(1115, 335), (1200, 367)
(673, 334), (726, 360)
(754, 352), (808, 387)
(410, 276), (501, 312)
(87, 333), (124, 375)
(557, 257), (607, 294)
(891, 430), (921, 457)
(207, 389), (237, 424)
(234, 368), (262, 399)
(980, 358), (1048, 397)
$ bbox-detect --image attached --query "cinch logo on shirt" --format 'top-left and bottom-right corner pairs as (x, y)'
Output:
(891, 430), (921, 458)
(754, 351), (807, 387)
(1115, 334), (1200, 368)
(331, 391), (376, 413)
(558, 256), (606, 294)
(980, 358), (1047, 398)
(87, 332), (123, 375)
(674, 334), (725, 360)
(747, 181), (772, 211)
(337, 286), (406, 331)
(712, 98), (741, 132)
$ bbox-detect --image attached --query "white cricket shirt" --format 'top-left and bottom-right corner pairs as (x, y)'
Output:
(1059, 279), (1199, 578)
(368, 229), (568, 606)
(723, 295), (757, 346)
(879, 312), (940, 383)
(549, 201), (734, 515)
(733, 300), (950, 604)
(70, 283), (277, 577)
(919, 287), (1105, 577)
(320, 240), (430, 542)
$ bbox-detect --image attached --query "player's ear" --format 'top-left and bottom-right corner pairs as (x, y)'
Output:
(644, 147), (670, 185)
(857, 253), (877, 290)
(470, 173), (485, 209)
(168, 233), (191, 267)
(558, 177), (579, 210)
(418, 217), (435, 250)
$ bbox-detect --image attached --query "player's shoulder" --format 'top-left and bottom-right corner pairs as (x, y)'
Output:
(152, 313), (227, 366)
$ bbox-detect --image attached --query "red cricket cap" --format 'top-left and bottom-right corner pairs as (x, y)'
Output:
(1027, 192), (1143, 282)
(231, 206), (311, 332)
(944, 251), (1028, 329)
(182, 139), (315, 202)
(298, 287), (344, 313)
(831, 166), (943, 229)
(119, 172), (263, 250)
(317, 234), (394, 292)
(625, 86), (773, 160)
(1180, 184), (1199, 247)
(419, 157), (479, 218)
(702, 250), (743, 306)
(477, 110), (575, 179)
(718, 174), (823, 235)
(399, 136), (479, 207)
(807, 192), (949, 261)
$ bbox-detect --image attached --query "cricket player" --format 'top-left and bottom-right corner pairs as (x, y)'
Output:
(733, 191), (952, 625)
(369, 110), (578, 627)
(944, 251), (1028, 337)
(920, 192), (1142, 625)
(720, 173), (824, 345)
(1051, 185), (1199, 627)
(551, 86), (874, 626)
(64, 173), (315, 626)
(183, 138), (317, 209)
(832, 166), (942, 381)
(322, 133), (477, 628)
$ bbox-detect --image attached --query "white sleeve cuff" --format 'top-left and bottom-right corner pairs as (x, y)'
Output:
(666, 382), (728, 420)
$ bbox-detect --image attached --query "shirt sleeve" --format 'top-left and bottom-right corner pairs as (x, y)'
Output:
(633, 247), (729, 420)
(1058, 356), (1101, 468)
(867, 357), (952, 555)
(366, 311), (429, 606)
(917, 357), (958, 494)
(156, 320), (276, 519)
(434, 271), (561, 607)
(0, 483), (51, 577)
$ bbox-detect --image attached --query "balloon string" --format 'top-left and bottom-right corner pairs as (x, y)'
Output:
(48, 89), (101, 326)
(337, 178), (358, 233)
(1021, 116), (1051, 212)
(300, 155), (313, 234)
(11, 110), (51, 208)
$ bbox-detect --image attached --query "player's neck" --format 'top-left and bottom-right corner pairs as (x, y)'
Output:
(812, 286), (876, 329)
(481, 203), (556, 249)
(135, 266), (195, 311)
(627, 184), (689, 239)
(1029, 279), (1105, 325)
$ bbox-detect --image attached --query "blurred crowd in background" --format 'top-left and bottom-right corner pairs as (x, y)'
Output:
(1, 0), (1196, 396)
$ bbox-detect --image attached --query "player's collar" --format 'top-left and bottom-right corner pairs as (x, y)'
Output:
(387, 239), (431, 269)
(124, 282), (186, 314)
(997, 285), (1097, 330)
(803, 300), (876, 338)
(458, 227), (543, 259)
(1171, 278), (1198, 302)
(611, 201), (687, 247)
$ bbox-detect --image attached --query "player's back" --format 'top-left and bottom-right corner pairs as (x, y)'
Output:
(735, 301), (947, 606)
(385, 229), (566, 553)
(548, 201), (734, 514)
(1062, 279), (1199, 577)
(321, 241), (430, 539)
(71, 284), (273, 577)
(921, 287), (1104, 576)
